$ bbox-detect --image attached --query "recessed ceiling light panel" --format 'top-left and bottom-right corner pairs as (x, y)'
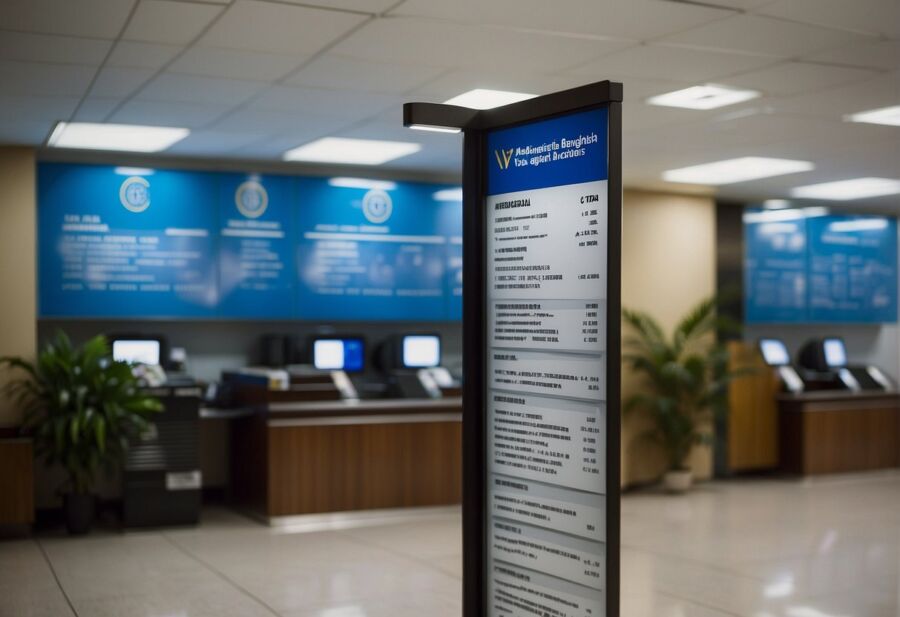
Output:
(791, 177), (900, 200)
(48, 122), (189, 152)
(647, 84), (760, 110)
(283, 137), (421, 165)
(328, 177), (397, 190)
(444, 88), (537, 110)
(663, 157), (814, 185)
(845, 105), (900, 127)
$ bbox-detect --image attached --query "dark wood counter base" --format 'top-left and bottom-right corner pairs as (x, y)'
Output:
(232, 398), (462, 519)
(779, 392), (900, 476)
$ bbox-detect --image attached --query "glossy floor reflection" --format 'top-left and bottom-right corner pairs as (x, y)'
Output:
(2, 471), (898, 617)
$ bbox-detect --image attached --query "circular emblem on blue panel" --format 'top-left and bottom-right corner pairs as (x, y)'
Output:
(119, 176), (150, 213)
(235, 181), (268, 219)
(362, 189), (392, 224)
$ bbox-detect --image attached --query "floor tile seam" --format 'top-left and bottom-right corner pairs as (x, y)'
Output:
(655, 588), (747, 617)
(160, 532), (284, 617)
(34, 538), (80, 617)
(621, 541), (772, 582)
(335, 528), (463, 581)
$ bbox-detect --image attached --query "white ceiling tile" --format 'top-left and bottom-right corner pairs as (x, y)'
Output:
(565, 44), (778, 83)
(89, 66), (156, 98)
(405, 68), (588, 103)
(805, 40), (900, 71)
(284, 53), (446, 94)
(0, 94), (78, 123)
(390, 0), (731, 41)
(759, 0), (900, 39)
(166, 129), (272, 155)
(71, 97), (123, 122)
(136, 72), (266, 106)
(0, 0), (133, 38)
(0, 119), (55, 145)
(658, 14), (873, 58)
(106, 41), (183, 70)
(110, 99), (233, 128)
(253, 85), (400, 119)
(197, 0), (367, 55)
(0, 31), (111, 65)
(0, 60), (95, 97)
(727, 61), (879, 96)
(283, 0), (399, 12)
(210, 107), (350, 134)
(332, 17), (632, 72)
(123, 0), (225, 45)
(169, 47), (302, 82)
(770, 71), (900, 119)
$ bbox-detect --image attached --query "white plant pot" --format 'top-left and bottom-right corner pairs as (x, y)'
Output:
(663, 469), (693, 493)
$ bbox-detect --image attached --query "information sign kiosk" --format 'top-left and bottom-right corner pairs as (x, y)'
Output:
(404, 81), (622, 617)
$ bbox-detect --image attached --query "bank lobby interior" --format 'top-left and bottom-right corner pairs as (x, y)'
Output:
(1, 1), (899, 617)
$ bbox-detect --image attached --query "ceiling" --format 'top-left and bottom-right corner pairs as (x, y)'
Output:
(0, 0), (898, 206)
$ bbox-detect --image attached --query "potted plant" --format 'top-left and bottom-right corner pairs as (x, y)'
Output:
(623, 297), (736, 493)
(1, 333), (161, 533)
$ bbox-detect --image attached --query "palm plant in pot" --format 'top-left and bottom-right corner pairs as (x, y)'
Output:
(623, 297), (736, 493)
(1, 333), (161, 533)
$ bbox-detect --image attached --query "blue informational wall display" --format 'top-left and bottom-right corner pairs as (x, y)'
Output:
(295, 178), (457, 321)
(38, 163), (462, 321)
(39, 163), (218, 318)
(217, 173), (295, 319)
(744, 209), (898, 323)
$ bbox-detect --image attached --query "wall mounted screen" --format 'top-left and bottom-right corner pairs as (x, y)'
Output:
(112, 339), (161, 365)
(37, 163), (462, 321)
(744, 210), (898, 323)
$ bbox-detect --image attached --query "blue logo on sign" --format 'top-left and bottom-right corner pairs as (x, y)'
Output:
(235, 181), (268, 219)
(362, 189), (392, 224)
(119, 176), (150, 213)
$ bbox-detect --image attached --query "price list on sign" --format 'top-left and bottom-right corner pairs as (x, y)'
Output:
(485, 107), (611, 617)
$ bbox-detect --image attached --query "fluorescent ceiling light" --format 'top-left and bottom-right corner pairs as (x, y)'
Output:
(845, 105), (900, 127)
(744, 207), (828, 224)
(283, 137), (420, 165)
(763, 199), (791, 210)
(444, 88), (537, 110)
(663, 157), (814, 185)
(791, 177), (900, 200)
(647, 84), (760, 110)
(433, 187), (463, 202)
(328, 177), (397, 190)
(409, 124), (461, 134)
(48, 122), (189, 152)
(828, 218), (889, 232)
(114, 166), (155, 176)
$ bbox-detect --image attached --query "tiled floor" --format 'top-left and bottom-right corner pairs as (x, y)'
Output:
(2, 471), (898, 617)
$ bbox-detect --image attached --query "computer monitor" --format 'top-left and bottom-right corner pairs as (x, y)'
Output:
(402, 335), (441, 368)
(311, 337), (365, 373)
(111, 338), (162, 366)
(759, 338), (791, 367)
(823, 337), (847, 368)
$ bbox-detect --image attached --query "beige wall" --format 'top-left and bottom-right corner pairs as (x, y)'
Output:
(0, 147), (37, 428)
(621, 189), (717, 487)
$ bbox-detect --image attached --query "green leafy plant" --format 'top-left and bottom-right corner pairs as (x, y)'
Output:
(623, 297), (738, 473)
(1, 332), (161, 495)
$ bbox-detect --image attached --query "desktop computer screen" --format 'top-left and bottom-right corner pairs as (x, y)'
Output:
(823, 338), (848, 368)
(759, 338), (791, 367)
(402, 335), (441, 368)
(312, 338), (365, 372)
(112, 339), (162, 366)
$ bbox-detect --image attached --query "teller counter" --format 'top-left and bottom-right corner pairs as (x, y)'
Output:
(230, 397), (462, 521)
(779, 391), (900, 476)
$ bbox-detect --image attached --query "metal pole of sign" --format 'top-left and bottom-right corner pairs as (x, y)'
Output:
(404, 80), (623, 617)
